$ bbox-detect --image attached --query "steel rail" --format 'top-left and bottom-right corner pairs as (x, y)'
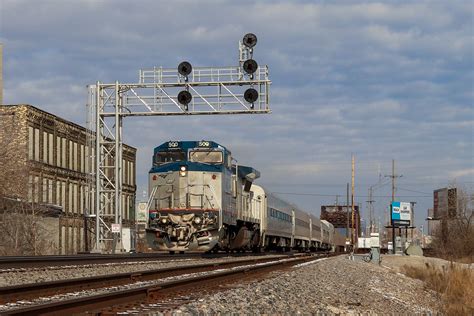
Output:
(0, 252), (267, 269)
(2, 254), (321, 315)
(0, 254), (303, 304)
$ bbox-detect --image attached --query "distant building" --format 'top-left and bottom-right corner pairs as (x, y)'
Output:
(0, 104), (136, 254)
(320, 205), (360, 243)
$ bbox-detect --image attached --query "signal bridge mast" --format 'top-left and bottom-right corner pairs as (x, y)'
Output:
(86, 34), (271, 253)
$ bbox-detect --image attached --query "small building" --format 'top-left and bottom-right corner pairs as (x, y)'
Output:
(0, 104), (136, 254)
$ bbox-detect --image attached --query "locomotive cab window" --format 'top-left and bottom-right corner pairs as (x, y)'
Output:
(189, 150), (223, 164)
(154, 151), (186, 166)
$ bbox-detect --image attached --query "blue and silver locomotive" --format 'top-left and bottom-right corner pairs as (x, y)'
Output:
(146, 140), (261, 253)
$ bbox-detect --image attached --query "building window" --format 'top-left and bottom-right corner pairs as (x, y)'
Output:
(61, 181), (66, 209)
(80, 144), (84, 173)
(73, 183), (78, 214)
(56, 136), (61, 167)
(69, 141), (73, 170)
(42, 178), (47, 203)
(28, 127), (34, 160)
(43, 131), (48, 164)
(68, 182), (73, 213)
(62, 138), (67, 168)
(48, 133), (53, 165)
(28, 175), (33, 202)
(34, 128), (40, 161)
(85, 146), (89, 173)
(73, 142), (78, 171)
(56, 180), (61, 206)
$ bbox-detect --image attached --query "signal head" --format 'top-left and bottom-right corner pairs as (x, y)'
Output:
(244, 88), (258, 104)
(243, 59), (258, 75)
(177, 90), (192, 106)
(178, 61), (193, 76)
(243, 33), (257, 48)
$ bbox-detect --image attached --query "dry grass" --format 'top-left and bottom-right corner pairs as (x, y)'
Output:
(402, 262), (474, 316)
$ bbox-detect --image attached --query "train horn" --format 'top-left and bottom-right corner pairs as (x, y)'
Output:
(243, 33), (257, 48)
(243, 59), (258, 75)
(178, 61), (192, 76)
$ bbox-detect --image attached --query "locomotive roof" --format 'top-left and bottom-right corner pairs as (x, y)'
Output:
(153, 140), (230, 154)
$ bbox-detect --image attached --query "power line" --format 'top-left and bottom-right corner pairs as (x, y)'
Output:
(272, 192), (432, 198)
(398, 187), (431, 195)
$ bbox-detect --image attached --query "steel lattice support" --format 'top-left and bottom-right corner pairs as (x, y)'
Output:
(87, 58), (271, 252)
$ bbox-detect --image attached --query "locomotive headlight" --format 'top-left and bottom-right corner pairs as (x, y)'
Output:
(161, 217), (168, 224)
(179, 165), (187, 177)
(194, 216), (202, 225)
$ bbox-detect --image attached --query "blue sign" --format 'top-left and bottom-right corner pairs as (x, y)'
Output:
(391, 201), (411, 227)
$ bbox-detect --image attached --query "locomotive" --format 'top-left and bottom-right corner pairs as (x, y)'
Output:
(146, 140), (344, 253)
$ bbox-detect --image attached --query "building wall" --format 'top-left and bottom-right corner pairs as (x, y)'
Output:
(0, 104), (137, 254)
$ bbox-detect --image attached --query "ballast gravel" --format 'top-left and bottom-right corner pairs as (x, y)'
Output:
(164, 255), (441, 315)
(0, 255), (283, 287)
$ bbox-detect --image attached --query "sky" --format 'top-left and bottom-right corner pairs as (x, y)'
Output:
(1, 0), (472, 232)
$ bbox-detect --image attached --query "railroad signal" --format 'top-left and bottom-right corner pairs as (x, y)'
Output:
(243, 59), (258, 75)
(178, 61), (192, 77)
(244, 88), (258, 108)
(177, 90), (192, 111)
(88, 33), (271, 253)
(243, 33), (257, 48)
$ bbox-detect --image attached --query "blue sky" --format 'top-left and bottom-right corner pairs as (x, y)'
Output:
(1, 0), (472, 232)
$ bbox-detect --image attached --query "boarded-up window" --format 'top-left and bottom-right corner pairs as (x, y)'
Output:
(28, 126), (33, 160)
(28, 175), (33, 202)
(42, 178), (47, 202)
(48, 133), (53, 165)
(73, 184), (78, 214)
(68, 182), (73, 213)
(69, 141), (73, 170)
(56, 136), (61, 166)
(85, 146), (89, 173)
(73, 142), (78, 171)
(43, 131), (48, 163)
(34, 128), (40, 161)
(61, 181), (66, 209)
(80, 144), (84, 173)
(62, 138), (67, 168)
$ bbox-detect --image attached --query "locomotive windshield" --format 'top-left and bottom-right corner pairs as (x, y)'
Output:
(189, 150), (223, 164)
(154, 151), (186, 166)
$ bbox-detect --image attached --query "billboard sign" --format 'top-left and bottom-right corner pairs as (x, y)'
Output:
(391, 201), (411, 227)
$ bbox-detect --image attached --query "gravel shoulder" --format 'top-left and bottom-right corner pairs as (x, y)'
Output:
(0, 255), (284, 287)
(381, 254), (473, 273)
(167, 255), (441, 315)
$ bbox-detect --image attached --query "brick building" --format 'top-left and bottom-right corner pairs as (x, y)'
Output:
(0, 104), (136, 254)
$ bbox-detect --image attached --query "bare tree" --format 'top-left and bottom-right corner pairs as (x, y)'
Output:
(0, 200), (58, 255)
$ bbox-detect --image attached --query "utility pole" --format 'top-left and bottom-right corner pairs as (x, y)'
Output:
(351, 154), (355, 246)
(346, 183), (349, 242)
(367, 187), (374, 234)
(385, 159), (402, 254)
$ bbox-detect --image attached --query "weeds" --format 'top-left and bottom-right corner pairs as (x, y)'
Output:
(402, 262), (474, 316)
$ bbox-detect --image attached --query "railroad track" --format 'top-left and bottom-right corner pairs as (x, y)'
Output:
(0, 252), (270, 269)
(1, 253), (332, 315)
